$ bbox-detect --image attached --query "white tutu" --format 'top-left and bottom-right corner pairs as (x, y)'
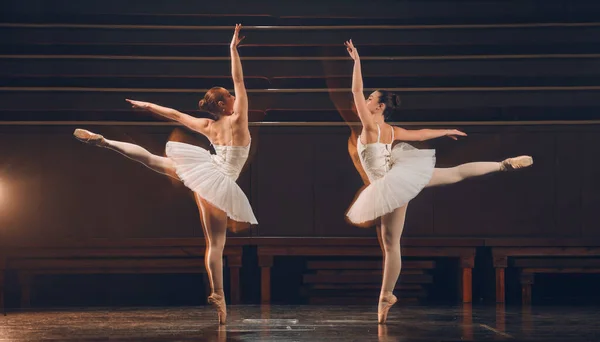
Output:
(165, 141), (258, 224)
(346, 143), (436, 224)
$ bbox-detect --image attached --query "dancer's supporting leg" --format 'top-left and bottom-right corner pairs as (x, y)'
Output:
(73, 129), (178, 179)
(75, 129), (230, 324)
(195, 194), (228, 325)
(376, 223), (385, 272)
(426, 156), (533, 188)
(378, 204), (408, 324)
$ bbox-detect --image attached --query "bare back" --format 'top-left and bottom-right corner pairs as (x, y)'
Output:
(359, 122), (394, 145)
(204, 115), (251, 147)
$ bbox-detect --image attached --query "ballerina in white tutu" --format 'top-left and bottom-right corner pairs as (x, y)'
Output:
(343, 40), (533, 324)
(73, 24), (252, 324)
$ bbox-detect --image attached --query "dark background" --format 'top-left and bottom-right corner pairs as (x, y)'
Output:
(1, 0), (600, 307)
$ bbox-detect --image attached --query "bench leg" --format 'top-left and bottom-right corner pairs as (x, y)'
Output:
(460, 256), (474, 303)
(458, 267), (473, 303)
(227, 255), (242, 305)
(496, 267), (506, 303)
(494, 255), (508, 303)
(258, 255), (273, 304)
(18, 273), (32, 308)
(520, 272), (534, 305)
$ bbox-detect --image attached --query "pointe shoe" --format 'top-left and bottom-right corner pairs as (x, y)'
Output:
(208, 293), (227, 325)
(378, 293), (398, 324)
(73, 129), (108, 147)
(500, 155), (533, 171)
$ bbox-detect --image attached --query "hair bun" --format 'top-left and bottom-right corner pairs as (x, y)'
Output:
(390, 94), (401, 110)
(392, 94), (401, 108)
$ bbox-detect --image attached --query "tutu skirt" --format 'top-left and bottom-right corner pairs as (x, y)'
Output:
(166, 141), (258, 224)
(346, 143), (435, 225)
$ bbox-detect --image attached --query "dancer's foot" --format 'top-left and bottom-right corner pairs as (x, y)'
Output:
(500, 156), (533, 171)
(208, 293), (227, 325)
(73, 129), (108, 147)
(378, 292), (397, 324)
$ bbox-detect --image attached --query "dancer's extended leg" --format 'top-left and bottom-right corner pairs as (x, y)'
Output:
(426, 156), (532, 188)
(73, 129), (177, 179)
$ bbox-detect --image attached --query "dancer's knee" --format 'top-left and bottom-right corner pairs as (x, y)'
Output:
(208, 238), (226, 250)
(382, 235), (400, 254)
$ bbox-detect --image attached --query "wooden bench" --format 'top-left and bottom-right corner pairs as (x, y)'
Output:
(516, 258), (600, 305)
(0, 238), (247, 309)
(303, 260), (436, 304)
(255, 237), (481, 304)
(489, 239), (600, 304)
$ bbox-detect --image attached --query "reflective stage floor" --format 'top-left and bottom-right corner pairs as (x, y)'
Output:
(0, 304), (598, 341)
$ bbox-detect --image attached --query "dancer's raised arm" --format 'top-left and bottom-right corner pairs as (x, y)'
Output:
(345, 40), (376, 131)
(230, 24), (248, 123)
(126, 99), (211, 136)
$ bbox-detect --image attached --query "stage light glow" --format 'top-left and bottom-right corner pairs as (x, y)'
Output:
(0, 177), (8, 212)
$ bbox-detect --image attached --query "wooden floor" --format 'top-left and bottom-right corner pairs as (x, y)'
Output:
(0, 304), (599, 341)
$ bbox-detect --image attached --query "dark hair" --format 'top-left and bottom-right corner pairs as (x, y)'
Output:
(376, 90), (401, 120)
(198, 87), (227, 119)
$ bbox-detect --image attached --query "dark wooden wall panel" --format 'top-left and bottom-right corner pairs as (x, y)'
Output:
(3, 91), (600, 115)
(555, 131), (584, 237)
(0, 131), (44, 240)
(402, 190), (436, 237)
(254, 128), (314, 236)
(0, 124), (598, 241)
(3, 0), (599, 23)
(312, 130), (370, 237)
(581, 132), (600, 238)
(39, 128), (111, 239)
(45, 126), (203, 239)
(5, 26), (600, 46)
(428, 130), (555, 237)
(4, 58), (600, 80)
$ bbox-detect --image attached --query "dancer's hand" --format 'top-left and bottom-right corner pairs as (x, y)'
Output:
(230, 24), (245, 49)
(345, 39), (359, 60)
(126, 99), (150, 109)
(445, 129), (467, 140)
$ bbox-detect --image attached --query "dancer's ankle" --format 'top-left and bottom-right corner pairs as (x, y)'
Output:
(379, 291), (394, 300)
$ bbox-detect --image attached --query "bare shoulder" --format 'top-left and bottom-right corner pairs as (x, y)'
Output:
(229, 109), (248, 122)
(198, 117), (215, 126)
(188, 117), (214, 137)
(391, 124), (406, 132)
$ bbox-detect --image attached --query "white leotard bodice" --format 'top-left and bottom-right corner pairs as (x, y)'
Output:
(357, 124), (395, 183)
(211, 142), (250, 179)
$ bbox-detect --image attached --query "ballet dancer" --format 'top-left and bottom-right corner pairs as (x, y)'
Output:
(73, 24), (253, 324)
(343, 39), (533, 323)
